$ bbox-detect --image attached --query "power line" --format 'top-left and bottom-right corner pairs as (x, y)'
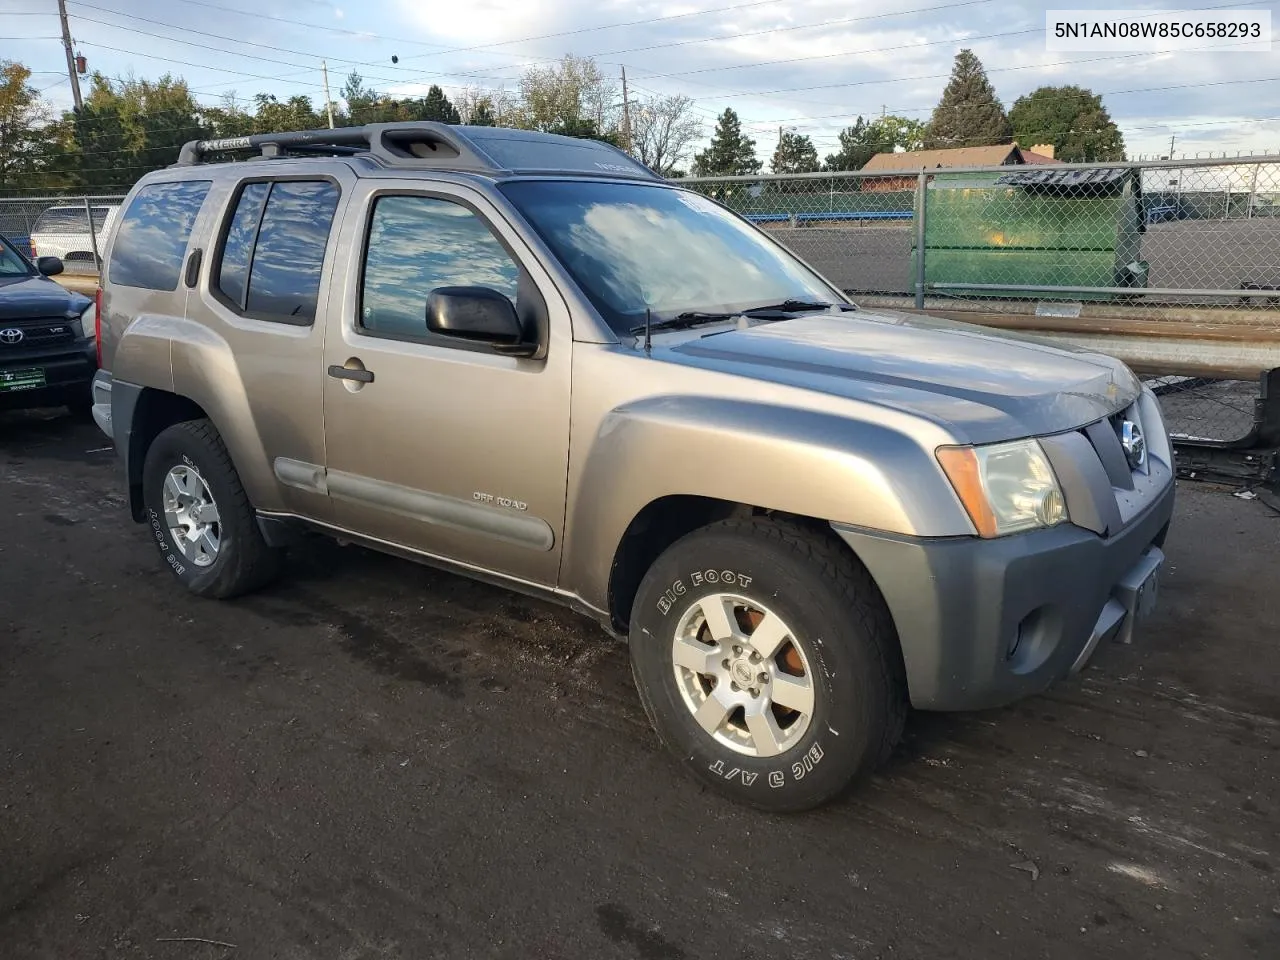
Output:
(64, 0), (1002, 97)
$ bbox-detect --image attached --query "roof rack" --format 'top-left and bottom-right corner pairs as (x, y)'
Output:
(176, 122), (661, 181)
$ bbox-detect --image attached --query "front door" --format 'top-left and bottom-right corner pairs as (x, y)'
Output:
(319, 181), (573, 587)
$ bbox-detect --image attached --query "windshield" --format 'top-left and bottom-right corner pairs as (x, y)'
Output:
(499, 180), (841, 334)
(0, 235), (34, 278)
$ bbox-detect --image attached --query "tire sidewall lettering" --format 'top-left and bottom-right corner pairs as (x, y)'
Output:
(705, 740), (827, 790)
(656, 569), (754, 616)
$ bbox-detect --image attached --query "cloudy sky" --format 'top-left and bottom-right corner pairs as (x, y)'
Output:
(8, 0), (1279, 163)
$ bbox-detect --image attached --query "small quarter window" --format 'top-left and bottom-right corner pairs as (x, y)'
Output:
(108, 181), (211, 291)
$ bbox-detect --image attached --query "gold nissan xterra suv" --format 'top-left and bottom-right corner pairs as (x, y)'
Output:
(92, 123), (1174, 811)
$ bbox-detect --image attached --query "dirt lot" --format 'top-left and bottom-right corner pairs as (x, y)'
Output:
(1, 410), (1277, 960)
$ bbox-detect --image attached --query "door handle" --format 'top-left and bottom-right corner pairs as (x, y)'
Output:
(328, 364), (374, 383)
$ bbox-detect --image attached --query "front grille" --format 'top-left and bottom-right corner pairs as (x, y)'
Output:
(0, 317), (75, 350)
(1079, 396), (1170, 530)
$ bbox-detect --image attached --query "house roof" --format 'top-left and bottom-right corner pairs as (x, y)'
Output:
(861, 144), (1021, 172)
(1020, 150), (1063, 165)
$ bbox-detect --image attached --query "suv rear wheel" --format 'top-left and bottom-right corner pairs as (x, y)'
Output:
(628, 517), (906, 812)
(141, 418), (280, 598)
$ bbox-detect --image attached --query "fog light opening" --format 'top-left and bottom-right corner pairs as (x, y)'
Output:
(1036, 488), (1066, 527)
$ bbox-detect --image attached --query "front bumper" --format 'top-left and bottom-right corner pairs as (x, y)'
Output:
(0, 338), (96, 408)
(833, 478), (1175, 712)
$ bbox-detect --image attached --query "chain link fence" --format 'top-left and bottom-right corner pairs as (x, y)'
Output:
(683, 157), (1280, 316)
(4, 173), (1276, 444)
(685, 157), (1280, 444)
(0, 195), (126, 275)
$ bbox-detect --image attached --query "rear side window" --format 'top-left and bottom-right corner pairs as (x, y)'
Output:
(215, 180), (339, 324)
(108, 182), (211, 291)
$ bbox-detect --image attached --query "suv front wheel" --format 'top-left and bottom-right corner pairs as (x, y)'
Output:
(141, 418), (280, 599)
(629, 518), (906, 812)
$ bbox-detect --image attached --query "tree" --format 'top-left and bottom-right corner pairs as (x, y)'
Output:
(73, 73), (206, 190)
(771, 131), (819, 173)
(469, 101), (496, 126)
(924, 49), (1010, 148)
(417, 85), (460, 124)
(1009, 85), (1125, 162)
(516, 55), (620, 139)
(628, 93), (701, 176)
(251, 93), (324, 134)
(342, 72), (383, 125)
(824, 115), (927, 170)
(201, 92), (254, 139)
(692, 108), (760, 177)
(456, 86), (512, 126)
(0, 61), (54, 192)
(868, 114), (925, 152)
(824, 117), (875, 171)
(546, 116), (620, 146)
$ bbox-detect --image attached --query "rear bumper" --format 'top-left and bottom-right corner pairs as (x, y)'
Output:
(91, 368), (113, 438)
(833, 478), (1175, 712)
(0, 339), (96, 408)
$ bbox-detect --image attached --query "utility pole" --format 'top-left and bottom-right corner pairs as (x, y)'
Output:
(620, 66), (632, 152)
(56, 0), (83, 111)
(321, 59), (335, 129)
(1168, 134), (1176, 160)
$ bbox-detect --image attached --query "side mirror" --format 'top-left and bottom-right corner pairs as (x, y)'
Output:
(36, 256), (64, 277)
(426, 286), (535, 357)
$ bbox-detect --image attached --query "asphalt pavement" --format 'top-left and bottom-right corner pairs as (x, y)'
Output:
(1, 409), (1277, 960)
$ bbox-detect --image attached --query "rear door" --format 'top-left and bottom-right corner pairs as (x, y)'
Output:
(180, 169), (354, 522)
(318, 178), (573, 586)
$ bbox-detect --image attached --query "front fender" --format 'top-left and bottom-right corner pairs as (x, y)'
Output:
(560, 395), (975, 612)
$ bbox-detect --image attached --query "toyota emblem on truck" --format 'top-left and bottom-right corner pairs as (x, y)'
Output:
(0, 328), (24, 344)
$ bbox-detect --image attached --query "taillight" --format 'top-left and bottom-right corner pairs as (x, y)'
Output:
(94, 287), (103, 368)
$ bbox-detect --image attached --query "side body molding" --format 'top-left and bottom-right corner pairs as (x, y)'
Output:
(274, 458), (556, 552)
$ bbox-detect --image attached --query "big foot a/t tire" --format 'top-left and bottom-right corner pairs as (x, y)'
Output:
(141, 418), (280, 599)
(629, 518), (906, 813)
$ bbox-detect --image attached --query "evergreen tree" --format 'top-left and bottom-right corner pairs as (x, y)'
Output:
(824, 117), (874, 171)
(469, 101), (496, 126)
(924, 49), (1011, 148)
(691, 108), (761, 177)
(420, 85), (460, 124)
(1009, 86), (1125, 162)
(771, 131), (819, 173)
(825, 115), (927, 169)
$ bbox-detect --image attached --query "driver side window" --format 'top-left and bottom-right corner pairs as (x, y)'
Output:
(360, 195), (520, 340)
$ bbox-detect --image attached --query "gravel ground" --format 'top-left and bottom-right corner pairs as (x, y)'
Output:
(1, 409), (1278, 960)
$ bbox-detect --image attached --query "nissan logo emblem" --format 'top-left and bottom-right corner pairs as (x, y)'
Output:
(0, 328), (24, 344)
(1120, 419), (1146, 470)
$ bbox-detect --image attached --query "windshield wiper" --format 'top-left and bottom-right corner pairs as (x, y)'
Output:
(741, 299), (841, 315)
(628, 300), (850, 337)
(628, 311), (738, 335)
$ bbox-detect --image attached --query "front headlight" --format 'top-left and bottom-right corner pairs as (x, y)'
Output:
(75, 301), (96, 340)
(936, 438), (1068, 538)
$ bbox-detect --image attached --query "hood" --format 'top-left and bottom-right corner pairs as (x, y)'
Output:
(0, 274), (90, 320)
(662, 308), (1141, 444)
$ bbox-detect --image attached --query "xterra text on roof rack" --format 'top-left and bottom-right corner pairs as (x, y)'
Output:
(91, 122), (1173, 811)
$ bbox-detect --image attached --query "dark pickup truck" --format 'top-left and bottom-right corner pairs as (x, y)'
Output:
(0, 233), (97, 413)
